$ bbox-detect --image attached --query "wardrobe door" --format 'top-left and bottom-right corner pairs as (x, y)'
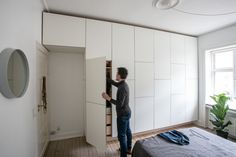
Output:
(135, 97), (154, 133)
(185, 36), (198, 79)
(135, 27), (154, 62)
(86, 57), (106, 152)
(43, 12), (85, 47)
(112, 23), (134, 79)
(154, 31), (171, 79)
(185, 36), (198, 122)
(86, 19), (111, 59)
(155, 80), (171, 128)
(171, 64), (186, 94)
(185, 79), (198, 122)
(135, 63), (154, 97)
(171, 94), (186, 125)
(171, 33), (185, 64)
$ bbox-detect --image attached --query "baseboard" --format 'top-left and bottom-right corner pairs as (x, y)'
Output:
(50, 131), (83, 141)
(194, 120), (206, 128)
(40, 139), (49, 157)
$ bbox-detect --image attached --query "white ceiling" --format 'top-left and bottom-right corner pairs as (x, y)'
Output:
(44, 0), (236, 36)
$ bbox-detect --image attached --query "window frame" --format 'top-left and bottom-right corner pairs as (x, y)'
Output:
(210, 48), (236, 98)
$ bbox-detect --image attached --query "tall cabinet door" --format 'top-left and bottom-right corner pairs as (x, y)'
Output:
(155, 80), (171, 128)
(86, 57), (106, 152)
(135, 27), (154, 62)
(86, 19), (111, 59)
(154, 31), (171, 79)
(185, 36), (198, 80)
(135, 97), (154, 132)
(185, 36), (198, 122)
(112, 23), (134, 80)
(135, 63), (154, 97)
(171, 34), (185, 64)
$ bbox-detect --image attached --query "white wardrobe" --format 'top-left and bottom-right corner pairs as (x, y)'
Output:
(43, 12), (198, 152)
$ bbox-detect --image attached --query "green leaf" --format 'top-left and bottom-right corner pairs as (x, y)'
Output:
(222, 121), (232, 130)
(209, 93), (231, 131)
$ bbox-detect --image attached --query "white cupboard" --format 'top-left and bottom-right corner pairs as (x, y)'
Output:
(42, 13), (199, 153)
(112, 23), (135, 80)
(135, 63), (154, 97)
(86, 57), (106, 151)
(43, 13), (85, 47)
(135, 27), (154, 62)
(155, 80), (171, 128)
(185, 79), (198, 121)
(171, 64), (186, 94)
(86, 19), (112, 59)
(154, 31), (171, 79)
(185, 36), (198, 79)
(171, 34), (185, 64)
(171, 94), (186, 125)
(135, 97), (154, 133)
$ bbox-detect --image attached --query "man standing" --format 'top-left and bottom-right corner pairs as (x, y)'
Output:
(102, 67), (132, 157)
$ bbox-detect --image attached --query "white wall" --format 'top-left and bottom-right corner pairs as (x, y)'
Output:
(0, 0), (43, 157)
(48, 52), (85, 140)
(198, 24), (236, 127)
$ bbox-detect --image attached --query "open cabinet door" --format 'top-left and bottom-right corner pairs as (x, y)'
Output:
(86, 57), (106, 152)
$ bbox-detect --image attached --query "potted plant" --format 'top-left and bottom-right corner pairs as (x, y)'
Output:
(209, 93), (232, 139)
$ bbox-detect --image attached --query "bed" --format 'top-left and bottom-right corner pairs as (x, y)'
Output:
(132, 127), (236, 157)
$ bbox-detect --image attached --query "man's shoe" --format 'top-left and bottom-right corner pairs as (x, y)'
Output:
(118, 148), (132, 155)
(127, 149), (132, 155)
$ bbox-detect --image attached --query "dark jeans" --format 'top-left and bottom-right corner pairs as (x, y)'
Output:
(117, 112), (132, 157)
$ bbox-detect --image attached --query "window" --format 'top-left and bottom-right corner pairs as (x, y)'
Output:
(206, 45), (236, 107)
(212, 50), (234, 96)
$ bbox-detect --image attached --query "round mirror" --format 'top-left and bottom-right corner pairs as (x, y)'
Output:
(0, 48), (29, 98)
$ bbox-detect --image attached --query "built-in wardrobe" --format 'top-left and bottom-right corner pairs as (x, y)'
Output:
(42, 12), (198, 152)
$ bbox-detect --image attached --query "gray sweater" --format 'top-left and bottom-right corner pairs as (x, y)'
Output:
(107, 79), (131, 117)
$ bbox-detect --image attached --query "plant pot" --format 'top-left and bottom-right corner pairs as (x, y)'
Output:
(216, 130), (229, 139)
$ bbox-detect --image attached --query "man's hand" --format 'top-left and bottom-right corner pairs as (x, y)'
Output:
(102, 92), (111, 101)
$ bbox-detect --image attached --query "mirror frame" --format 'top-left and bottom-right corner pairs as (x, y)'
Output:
(0, 48), (29, 98)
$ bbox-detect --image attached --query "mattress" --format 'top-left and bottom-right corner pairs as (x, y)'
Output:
(132, 127), (236, 157)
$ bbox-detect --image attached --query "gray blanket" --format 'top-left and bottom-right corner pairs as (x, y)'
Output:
(132, 127), (236, 157)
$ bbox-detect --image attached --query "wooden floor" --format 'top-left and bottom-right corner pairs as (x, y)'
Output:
(44, 124), (196, 157)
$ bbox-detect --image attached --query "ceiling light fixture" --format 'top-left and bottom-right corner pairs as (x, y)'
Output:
(154, 0), (180, 10)
(153, 0), (236, 16)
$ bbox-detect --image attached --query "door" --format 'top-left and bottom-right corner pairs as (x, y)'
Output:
(171, 33), (185, 64)
(86, 57), (106, 152)
(112, 23), (135, 79)
(43, 12), (85, 47)
(86, 19), (112, 60)
(135, 97), (154, 132)
(135, 63), (154, 97)
(171, 64), (186, 94)
(36, 44), (49, 157)
(155, 80), (171, 128)
(135, 27), (154, 62)
(154, 31), (171, 79)
(185, 79), (198, 122)
(171, 94), (186, 125)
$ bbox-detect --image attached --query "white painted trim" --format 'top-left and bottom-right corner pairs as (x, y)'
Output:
(41, 0), (50, 12)
(36, 41), (49, 55)
(50, 131), (83, 141)
(207, 45), (236, 54)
